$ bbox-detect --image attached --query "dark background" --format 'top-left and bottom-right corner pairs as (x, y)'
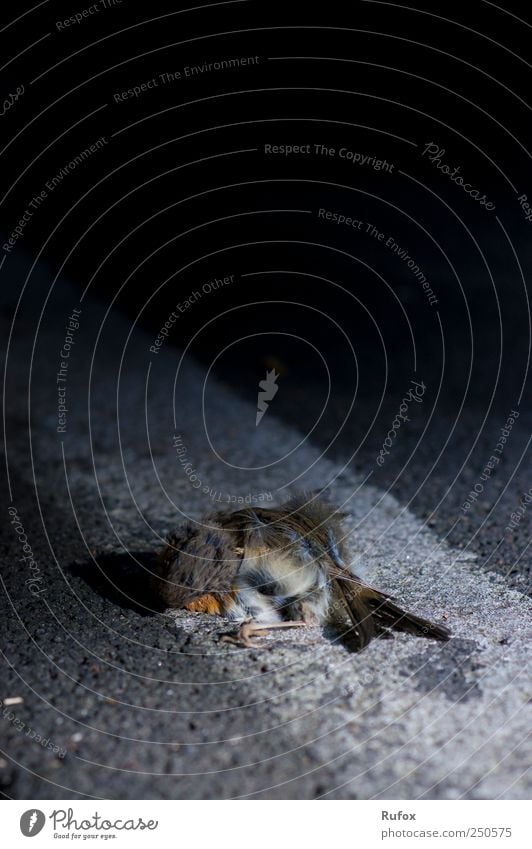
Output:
(3, 0), (530, 394)
(3, 0), (531, 583)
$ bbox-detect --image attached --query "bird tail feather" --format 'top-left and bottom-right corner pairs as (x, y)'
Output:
(329, 574), (450, 651)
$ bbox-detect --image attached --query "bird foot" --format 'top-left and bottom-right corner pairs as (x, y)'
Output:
(220, 619), (306, 648)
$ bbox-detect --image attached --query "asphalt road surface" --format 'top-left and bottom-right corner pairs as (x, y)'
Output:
(1, 257), (530, 800)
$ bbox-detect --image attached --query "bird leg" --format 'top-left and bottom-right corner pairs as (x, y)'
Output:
(220, 619), (307, 648)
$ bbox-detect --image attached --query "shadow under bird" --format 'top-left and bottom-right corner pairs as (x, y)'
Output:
(151, 495), (451, 649)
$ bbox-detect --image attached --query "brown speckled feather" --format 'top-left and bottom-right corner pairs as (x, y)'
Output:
(152, 494), (450, 651)
(152, 520), (242, 609)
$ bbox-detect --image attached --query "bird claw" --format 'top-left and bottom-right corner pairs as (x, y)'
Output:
(220, 620), (269, 648)
(219, 619), (306, 648)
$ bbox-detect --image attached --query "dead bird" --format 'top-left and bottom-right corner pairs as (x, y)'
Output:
(151, 494), (450, 650)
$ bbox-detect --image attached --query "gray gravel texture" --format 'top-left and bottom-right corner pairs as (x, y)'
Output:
(1, 259), (530, 800)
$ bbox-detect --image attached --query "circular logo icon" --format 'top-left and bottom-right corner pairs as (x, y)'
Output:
(20, 810), (45, 837)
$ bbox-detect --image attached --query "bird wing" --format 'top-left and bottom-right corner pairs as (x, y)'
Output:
(328, 563), (450, 647)
(329, 578), (377, 650)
